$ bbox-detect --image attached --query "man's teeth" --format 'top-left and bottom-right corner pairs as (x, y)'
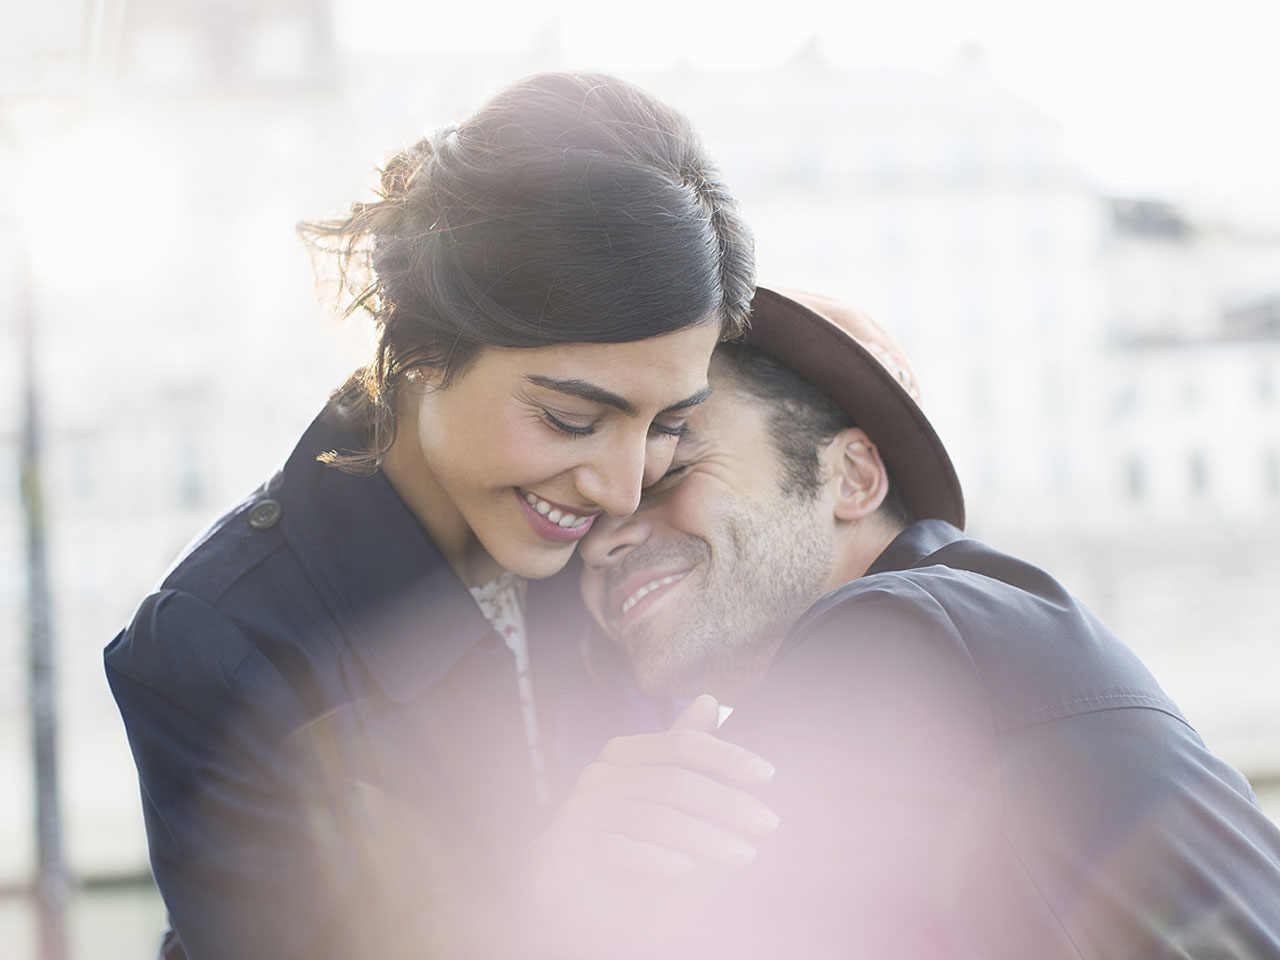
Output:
(524, 492), (588, 528)
(621, 573), (687, 614)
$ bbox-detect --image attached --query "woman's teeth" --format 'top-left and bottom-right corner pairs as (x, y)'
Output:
(524, 492), (589, 528)
(622, 573), (687, 614)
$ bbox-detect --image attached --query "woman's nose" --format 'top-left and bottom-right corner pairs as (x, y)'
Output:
(575, 430), (672, 519)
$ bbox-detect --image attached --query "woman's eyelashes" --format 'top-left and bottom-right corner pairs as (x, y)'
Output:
(540, 409), (690, 439)
(542, 410), (596, 437)
(649, 419), (690, 438)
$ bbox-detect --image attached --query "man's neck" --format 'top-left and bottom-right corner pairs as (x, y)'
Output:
(824, 514), (906, 593)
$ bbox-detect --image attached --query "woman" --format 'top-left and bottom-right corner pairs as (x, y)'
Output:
(105, 73), (754, 960)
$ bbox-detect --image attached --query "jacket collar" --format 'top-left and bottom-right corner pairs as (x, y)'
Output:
(275, 409), (493, 703)
(865, 518), (967, 577)
(775, 519), (967, 663)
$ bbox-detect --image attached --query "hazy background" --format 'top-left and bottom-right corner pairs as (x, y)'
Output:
(3, 0), (1279, 956)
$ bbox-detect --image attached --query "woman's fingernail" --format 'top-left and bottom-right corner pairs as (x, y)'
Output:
(725, 838), (758, 864)
(753, 808), (780, 833)
(744, 756), (776, 782)
(663, 854), (695, 875)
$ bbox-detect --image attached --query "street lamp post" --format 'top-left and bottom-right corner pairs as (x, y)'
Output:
(16, 196), (67, 960)
(3, 3), (123, 958)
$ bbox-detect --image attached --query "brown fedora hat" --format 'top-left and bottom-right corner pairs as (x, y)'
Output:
(742, 286), (965, 529)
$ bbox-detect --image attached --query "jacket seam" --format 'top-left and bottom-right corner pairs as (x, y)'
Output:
(1003, 698), (1192, 733)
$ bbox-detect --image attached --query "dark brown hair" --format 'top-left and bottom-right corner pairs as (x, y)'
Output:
(714, 341), (913, 525)
(300, 72), (755, 471)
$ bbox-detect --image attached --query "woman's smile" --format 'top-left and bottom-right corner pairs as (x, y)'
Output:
(516, 488), (599, 542)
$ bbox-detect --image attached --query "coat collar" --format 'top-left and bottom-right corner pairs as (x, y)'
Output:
(274, 409), (493, 703)
(865, 518), (967, 577)
(775, 519), (967, 663)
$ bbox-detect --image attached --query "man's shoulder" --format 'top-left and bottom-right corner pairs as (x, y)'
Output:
(782, 528), (1185, 732)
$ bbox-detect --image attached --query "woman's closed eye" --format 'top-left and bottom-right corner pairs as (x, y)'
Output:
(542, 410), (597, 437)
(649, 417), (690, 438)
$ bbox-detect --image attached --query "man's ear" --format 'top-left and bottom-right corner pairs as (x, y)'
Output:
(827, 428), (890, 522)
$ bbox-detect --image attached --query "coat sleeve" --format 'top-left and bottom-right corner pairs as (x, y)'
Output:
(105, 589), (431, 960)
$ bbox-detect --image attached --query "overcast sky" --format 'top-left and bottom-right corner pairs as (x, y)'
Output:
(334, 0), (1280, 219)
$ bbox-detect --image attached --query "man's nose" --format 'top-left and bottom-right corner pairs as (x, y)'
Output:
(579, 510), (652, 569)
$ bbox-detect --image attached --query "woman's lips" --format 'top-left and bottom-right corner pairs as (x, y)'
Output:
(515, 488), (598, 543)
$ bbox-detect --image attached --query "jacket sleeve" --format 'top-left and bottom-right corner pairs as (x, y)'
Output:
(105, 589), (422, 960)
(719, 581), (1038, 959)
(572, 582), (1020, 960)
(687, 581), (1280, 959)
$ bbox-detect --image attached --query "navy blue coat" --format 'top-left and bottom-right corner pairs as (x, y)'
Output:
(631, 520), (1280, 958)
(106, 408), (621, 960)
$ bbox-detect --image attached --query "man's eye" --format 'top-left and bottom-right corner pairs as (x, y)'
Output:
(543, 412), (596, 437)
(656, 464), (689, 485)
(641, 463), (688, 504)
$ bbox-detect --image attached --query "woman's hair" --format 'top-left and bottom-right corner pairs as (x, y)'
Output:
(300, 72), (755, 472)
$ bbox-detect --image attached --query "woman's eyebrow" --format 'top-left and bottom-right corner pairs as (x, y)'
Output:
(525, 376), (712, 414)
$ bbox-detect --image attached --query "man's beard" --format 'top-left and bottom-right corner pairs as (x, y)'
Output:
(610, 493), (833, 701)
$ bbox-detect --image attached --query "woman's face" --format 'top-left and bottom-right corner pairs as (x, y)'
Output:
(385, 321), (723, 583)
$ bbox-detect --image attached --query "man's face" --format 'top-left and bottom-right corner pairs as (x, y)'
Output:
(578, 364), (836, 700)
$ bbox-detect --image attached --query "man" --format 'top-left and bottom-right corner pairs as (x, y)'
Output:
(551, 287), (1280, 957)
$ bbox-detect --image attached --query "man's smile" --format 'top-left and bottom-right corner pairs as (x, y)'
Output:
(608, 567), (693, 626)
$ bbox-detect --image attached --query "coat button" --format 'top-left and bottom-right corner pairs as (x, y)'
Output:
(247, 499), (282, 530)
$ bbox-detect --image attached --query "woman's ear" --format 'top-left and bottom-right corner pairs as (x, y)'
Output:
(828, 428), (891, 522)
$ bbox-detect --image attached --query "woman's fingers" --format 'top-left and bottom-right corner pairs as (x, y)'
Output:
(533, 705), (781, 888)
(576, 760), (779, 838)
(604, 800), (764, 868)
(668, 693), (721, 732)
(597, 728), (776, 786)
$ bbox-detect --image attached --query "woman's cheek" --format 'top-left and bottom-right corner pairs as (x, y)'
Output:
(490, 417), (569, 479)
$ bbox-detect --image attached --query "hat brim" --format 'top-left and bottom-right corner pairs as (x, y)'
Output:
(741, 286), (965, 529)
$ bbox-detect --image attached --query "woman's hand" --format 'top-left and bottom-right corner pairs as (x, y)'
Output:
(527, 694), (779, 908)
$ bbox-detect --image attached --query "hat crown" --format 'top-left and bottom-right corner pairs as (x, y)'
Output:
(779, 289), (924, 407)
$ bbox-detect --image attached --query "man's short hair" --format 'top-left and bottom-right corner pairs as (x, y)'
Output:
(715, 341), (913, 526)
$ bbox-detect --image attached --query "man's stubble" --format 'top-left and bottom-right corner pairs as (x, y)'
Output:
(620, 492), (834, 701)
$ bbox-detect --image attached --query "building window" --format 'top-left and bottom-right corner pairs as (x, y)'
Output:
(1126, 455), (1145, 501)
(1042, 367), (1063, 416)
(1111, 385), (1136, 419)
(1188, 451), (1208, 498)
(68, 438), (94, 500)
(1182, 378), (1200, 410)
(176, 434), (205, 509)
(972, 371), (991, 420)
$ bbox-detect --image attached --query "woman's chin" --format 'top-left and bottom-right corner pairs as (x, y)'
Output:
(486, 539), (578, 582)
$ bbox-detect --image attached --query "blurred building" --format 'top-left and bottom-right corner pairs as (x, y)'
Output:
(0, 0), (357, 887)
(643, 55), (1280, 791)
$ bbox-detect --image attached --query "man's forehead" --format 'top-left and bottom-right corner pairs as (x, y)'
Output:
(680, 379), (762, 454)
